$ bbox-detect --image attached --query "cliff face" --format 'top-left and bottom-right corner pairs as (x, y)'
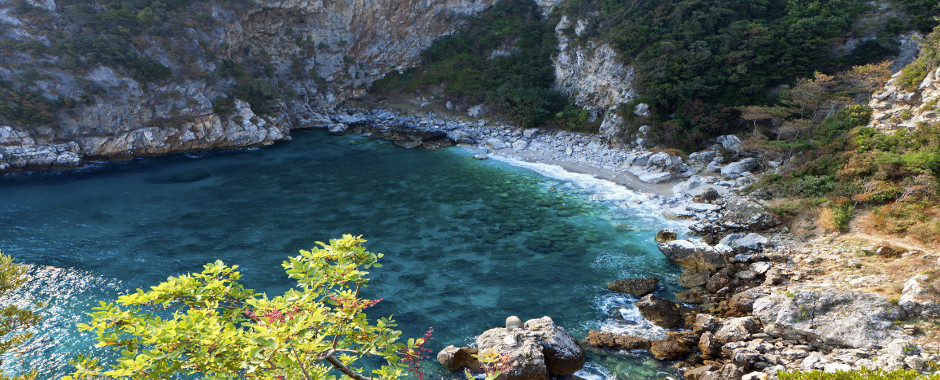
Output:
(0, 0), (496, 171)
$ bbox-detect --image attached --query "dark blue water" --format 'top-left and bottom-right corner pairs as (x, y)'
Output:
(0, 130), (686, 379)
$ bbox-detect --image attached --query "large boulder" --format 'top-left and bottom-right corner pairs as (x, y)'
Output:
(583, 330), (651, 350)
(437, 346), (481, 371)
(649, 338), (692, 360)
(714, 317), (761, 343)
(721, 158), (758, 177)
(752, 288), (905, 349)
(658, 239), (730, 272)
(899, 274), (940, 319)
(475, 316), (585, 380)
(717, 197), (781, 231)
(635, 294), (683, 328)
(607, 277), (659, 297)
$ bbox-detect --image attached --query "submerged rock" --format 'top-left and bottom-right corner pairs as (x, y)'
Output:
(607, 277), (658, 297)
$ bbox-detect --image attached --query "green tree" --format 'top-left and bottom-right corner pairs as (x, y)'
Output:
(66, 235), (430, 380)
(0, 252), (43, 380)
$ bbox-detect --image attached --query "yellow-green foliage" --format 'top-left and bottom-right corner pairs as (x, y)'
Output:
(897, 26), (940, 92)
(66, 235), (426, 380)
(779, 368), (939, 379)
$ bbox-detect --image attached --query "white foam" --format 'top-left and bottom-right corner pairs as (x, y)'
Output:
(484, 153), (689, 232)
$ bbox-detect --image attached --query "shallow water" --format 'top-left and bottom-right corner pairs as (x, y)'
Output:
(0, 130), (686, 379)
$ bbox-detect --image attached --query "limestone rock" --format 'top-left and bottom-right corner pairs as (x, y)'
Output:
(506, 316), (523, 330)
(553, 16), (635, 111)
(635, 294), (682, 328)
(693, 314), (721, 334)
(656, 228), (678, 243)
(753, 288), (905, 349)
(899, 274), (940, 319)
(649, 338), (691, 360)
(475, 316), (584, 380)
(584, 330), (651, 350)
(607, 277), (658, 297)
(698, 332), (721, 358)
(437, 345), (480, 371)
(715, 317), (761, 344)
(658, 239), (729, 272)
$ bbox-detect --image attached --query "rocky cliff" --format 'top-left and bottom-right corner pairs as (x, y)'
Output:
(0, 0), (496, 171)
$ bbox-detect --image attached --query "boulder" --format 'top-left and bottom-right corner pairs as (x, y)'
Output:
(716, 197), (781, 231)
(899, 274), (940, 318)
(730, 288), (770, 314)
(720, 233), (770, 254)
(685, 365), (716, 380)
(698, 332), (721, 358)
(584, 330), (651, 350)
(667, 330), (700, 348)
(717, 135), (742, 152)
(656, 228), (678, 243)
(721, 158), (758, 177)
(752, 288), (905, 349)
(693, 188), (722, 204)
(506, 316), (524, 330)
(607, 277), (659, 297)
(693, 314), (721, 334)
(679, 268), (713, 288)
(635, 294), (683, 328)
(634, 103), (652, 117)
(715, 317), (761, 343)
(522, 317), (585, 376)
(437, 345), (481, 371)
(658, 239), (729, 272)
(649, 338), (692, 360)
(472, 316), (584, 380)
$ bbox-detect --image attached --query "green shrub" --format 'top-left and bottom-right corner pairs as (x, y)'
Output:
(779, 367), (939, 379)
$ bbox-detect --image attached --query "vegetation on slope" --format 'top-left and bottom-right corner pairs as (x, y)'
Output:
(371, 0), (592, 130)
(747, 27), (940, 244)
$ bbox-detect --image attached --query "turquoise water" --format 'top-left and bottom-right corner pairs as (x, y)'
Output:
(0, 130), (685, 379)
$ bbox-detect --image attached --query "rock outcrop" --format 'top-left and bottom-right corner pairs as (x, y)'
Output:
(752, 288), (905, 349)
(0, 0), (497, 171)
(439, 316), (584, 380)
(607, 277), (659, 297)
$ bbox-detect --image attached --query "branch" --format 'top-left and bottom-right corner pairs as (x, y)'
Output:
(325, 354), (371, 380)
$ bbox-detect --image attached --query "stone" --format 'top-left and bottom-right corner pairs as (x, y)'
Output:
(693, 188), (721, 203)
(667, 330), (700, 348)
(698, 332), (721, 358)
(658, 239), (729, 272)
(649, 338), (691, 360)
(732, 349), (763, 370)
(721, 233), (770, 253)
(823, 363), (852, 373)
(522, 128), (539, 139)
(327, 123), (351, 135)
(476, 316), (584, 380)
(715, 317), (761, 343)
(437, 345), (481, 371)
(721, 158), (759, 177)
(485, 138), (509, 150)
(583, 330), (651, 350)
(899, 274), (940, 319)
(693, 314), (721, 333)
(717, 135), (742, 152)
(705, 273), (731, 294)
(676, 290), (708, 304)
(506, 316), (523, 330)
(607, 277), (659, 297)
(633, 103), (651, 117)
(635, 294), (683, 328)
(656, 228), (678, 243)
(712, 364), (744, 380)
(679, 268), (713, 288)
(717, 197), (781, 231)
(752, 288), (906, 349)
(684, 365), (716, 380)
(689, 150), (718, 164)
(730, 288), (770, 314)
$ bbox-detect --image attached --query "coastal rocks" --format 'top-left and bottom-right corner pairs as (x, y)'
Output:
(658, 239), (729, 272)
(584, 330), (651, 351)
(437, 346), (480, 371)
(691, 197), (780, 235)
(752, 288), (905, 349)
(720, 158), (759, 178)
(649, 338), (692, 360)
(442, 316), (584, 380)
(635, 294), (682, 328)
(607, 277), (659, 297)
(623, 151), (685, 183)
(656, 229), (678, 243)
(899, 274), (940, 319)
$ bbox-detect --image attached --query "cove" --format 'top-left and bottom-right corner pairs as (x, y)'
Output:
(0, 130), (686, 379)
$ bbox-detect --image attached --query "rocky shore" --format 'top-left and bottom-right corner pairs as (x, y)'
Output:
(5, 102), (938, 379)
(303, 107), (939, 379)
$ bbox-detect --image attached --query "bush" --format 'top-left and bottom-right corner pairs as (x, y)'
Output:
(779, 368), (939, 379)
(820, 198), (854, 232)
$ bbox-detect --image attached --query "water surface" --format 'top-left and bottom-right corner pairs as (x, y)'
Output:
(0, 130), (685, 379)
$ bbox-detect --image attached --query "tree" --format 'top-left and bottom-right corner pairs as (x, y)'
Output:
(0, 252), (43, 380)
(65, 235), (431, 380)
(841, 60), (892, 98)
